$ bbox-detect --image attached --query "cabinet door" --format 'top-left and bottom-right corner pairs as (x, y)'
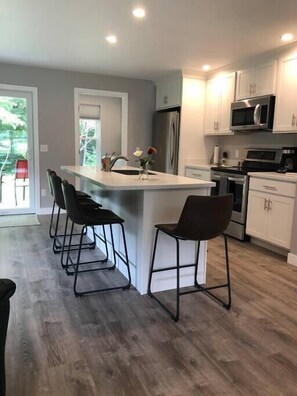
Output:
(266, 195), (294, 249)
(185, 167), (211, 181)
(273, 54), (297, 133)
(246, 190), (268, 239)
(218, 73), (235, 133)
(236, 68), (254, 100)
(254, 61), (276, 97)
(156, 78), (182, 110)
(204, 78), (220, 134)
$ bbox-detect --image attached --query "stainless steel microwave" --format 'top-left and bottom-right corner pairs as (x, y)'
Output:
(230, 95), (275, 131)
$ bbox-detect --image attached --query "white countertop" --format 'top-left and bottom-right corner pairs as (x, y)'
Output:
(61, 165), (215, 190)
(248, 172), (297, 183)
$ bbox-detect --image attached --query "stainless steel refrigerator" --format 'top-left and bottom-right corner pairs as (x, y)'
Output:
(152, 110), (180, 174)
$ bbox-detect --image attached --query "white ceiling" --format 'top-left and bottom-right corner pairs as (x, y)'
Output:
(1, 0), (297, 81)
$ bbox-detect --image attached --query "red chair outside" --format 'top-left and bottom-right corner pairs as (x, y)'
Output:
(14, 159), (29, 205)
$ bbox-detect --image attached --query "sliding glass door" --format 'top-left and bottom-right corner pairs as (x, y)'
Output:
(0, 89), (35, 214)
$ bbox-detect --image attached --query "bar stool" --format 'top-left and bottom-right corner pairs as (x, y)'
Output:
(46, 169), (90, 238)
(61, 180), (131, 296)
(50, 172), (101, 261)
(147, 194), (233, 322)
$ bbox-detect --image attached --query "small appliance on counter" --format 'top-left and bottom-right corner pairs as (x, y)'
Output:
(279, 147), (297, 172)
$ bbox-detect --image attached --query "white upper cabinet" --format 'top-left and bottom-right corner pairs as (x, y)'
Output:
(273, 53), (297, 133)
(236, 60), (277, 100)
(155, 77), (182, 110)
(204, 72), (235, 135)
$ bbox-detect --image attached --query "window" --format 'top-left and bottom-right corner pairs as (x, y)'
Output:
(79, 118), (100, 166)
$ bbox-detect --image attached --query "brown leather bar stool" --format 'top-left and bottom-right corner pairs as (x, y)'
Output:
(147, 194), (233, 322)
(62, 180), (131, 296)
(0, 278), (16, 396)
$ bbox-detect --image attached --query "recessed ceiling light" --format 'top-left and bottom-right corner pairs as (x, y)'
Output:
(202, 64), (211, 71)
(281, 33), (293, 42)
(132, 7), (146, 18)
(106, 35), (117, 44)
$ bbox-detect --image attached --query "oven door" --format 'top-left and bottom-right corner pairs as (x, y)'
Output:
(227, 175), (248, 224)
(211, 171), (248, 224)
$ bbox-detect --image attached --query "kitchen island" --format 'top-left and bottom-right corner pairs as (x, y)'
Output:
(61, 165), (214, 294)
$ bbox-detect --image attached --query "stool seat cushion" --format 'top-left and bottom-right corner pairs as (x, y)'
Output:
(73, 208), (124, 226)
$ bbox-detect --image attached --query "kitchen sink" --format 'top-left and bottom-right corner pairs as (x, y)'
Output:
(112, 169), (156, 175)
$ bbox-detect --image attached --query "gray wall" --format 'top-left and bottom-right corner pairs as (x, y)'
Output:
(0, 63), (155, 208)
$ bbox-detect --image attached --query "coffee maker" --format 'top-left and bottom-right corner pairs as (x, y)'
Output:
(281, 147), (297, 172)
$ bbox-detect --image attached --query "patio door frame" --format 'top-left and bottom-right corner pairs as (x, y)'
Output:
(0, 84), (39, 215)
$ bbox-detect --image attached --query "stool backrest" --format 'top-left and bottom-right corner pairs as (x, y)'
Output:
(61, 180), (86, 225)
(174, 194), (233, 241)
(50, 172), (66, 210)
(46, 169), (54, 197)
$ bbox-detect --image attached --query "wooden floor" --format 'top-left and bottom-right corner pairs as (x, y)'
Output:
(1, 215), (297, 396)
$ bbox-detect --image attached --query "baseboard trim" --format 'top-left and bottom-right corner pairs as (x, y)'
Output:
(287, 253), (297, 267)
(37, 207), (66, 215)
(250, 237), (288, 257)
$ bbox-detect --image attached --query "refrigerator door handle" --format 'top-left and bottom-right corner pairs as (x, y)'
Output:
(169, 118), (175, 166)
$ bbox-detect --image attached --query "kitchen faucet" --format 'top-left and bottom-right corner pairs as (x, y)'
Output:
(107, 155), (129, 171)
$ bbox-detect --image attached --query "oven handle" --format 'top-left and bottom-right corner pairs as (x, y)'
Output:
(227, 176), (246, 184)
(211, 175), (221, 181)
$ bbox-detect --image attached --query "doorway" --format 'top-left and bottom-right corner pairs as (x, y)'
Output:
(0, 87), (37, 215)
(74, 88), (128, 168)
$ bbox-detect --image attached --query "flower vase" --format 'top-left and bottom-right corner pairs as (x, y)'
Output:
(139, 163), (149, 180)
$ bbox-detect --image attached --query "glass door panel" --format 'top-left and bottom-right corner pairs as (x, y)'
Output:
(0, 90), (35, 214)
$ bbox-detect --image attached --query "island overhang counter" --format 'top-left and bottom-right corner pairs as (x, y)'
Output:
(61, 165), (215, 295)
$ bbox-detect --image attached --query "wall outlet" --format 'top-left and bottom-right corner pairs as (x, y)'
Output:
(41, 189), (46, 197)
(235, 149), (240, 158)
(40, 144), (48, 152)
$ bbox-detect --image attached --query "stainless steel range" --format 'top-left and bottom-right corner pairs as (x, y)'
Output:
(210, 148), (285, 240)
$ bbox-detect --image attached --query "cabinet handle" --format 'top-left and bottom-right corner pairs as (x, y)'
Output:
(253, 83), (256, 93)
(214, 121), (216, 130)
(292, 114), (295, 127)
(268, 199), (272, 211)
(216, 121), (219, 130)
(262, 185), (276, 191)
(249, 84), (253, 94)
(192, 173), (202, 177)
(264, 198), (268, 210)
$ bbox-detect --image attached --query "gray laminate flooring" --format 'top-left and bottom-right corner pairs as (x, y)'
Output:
(0, 215), (296, 396)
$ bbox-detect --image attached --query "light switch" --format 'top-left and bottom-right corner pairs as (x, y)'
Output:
(40, 144), (48, 152)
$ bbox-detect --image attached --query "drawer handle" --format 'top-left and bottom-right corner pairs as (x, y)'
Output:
(192, 173), (202, 177)
(262, 185), (276, 190)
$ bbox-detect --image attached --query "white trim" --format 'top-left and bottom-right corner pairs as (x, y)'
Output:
(74, 87), (128, 167)
(287, 252), (297, 267)
(37, 207), (66, 215)
(0, 84), (39, 214)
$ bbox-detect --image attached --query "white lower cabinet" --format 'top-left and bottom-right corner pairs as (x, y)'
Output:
(185, 166), (211, 181)
(246, 177), (295, 249)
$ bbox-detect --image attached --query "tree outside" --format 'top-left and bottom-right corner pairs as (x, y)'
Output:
(0, 96), (28, 176)
(79, 119), (99, 166)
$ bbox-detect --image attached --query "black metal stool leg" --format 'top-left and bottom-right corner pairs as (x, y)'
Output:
(49, 201), (56, 238)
